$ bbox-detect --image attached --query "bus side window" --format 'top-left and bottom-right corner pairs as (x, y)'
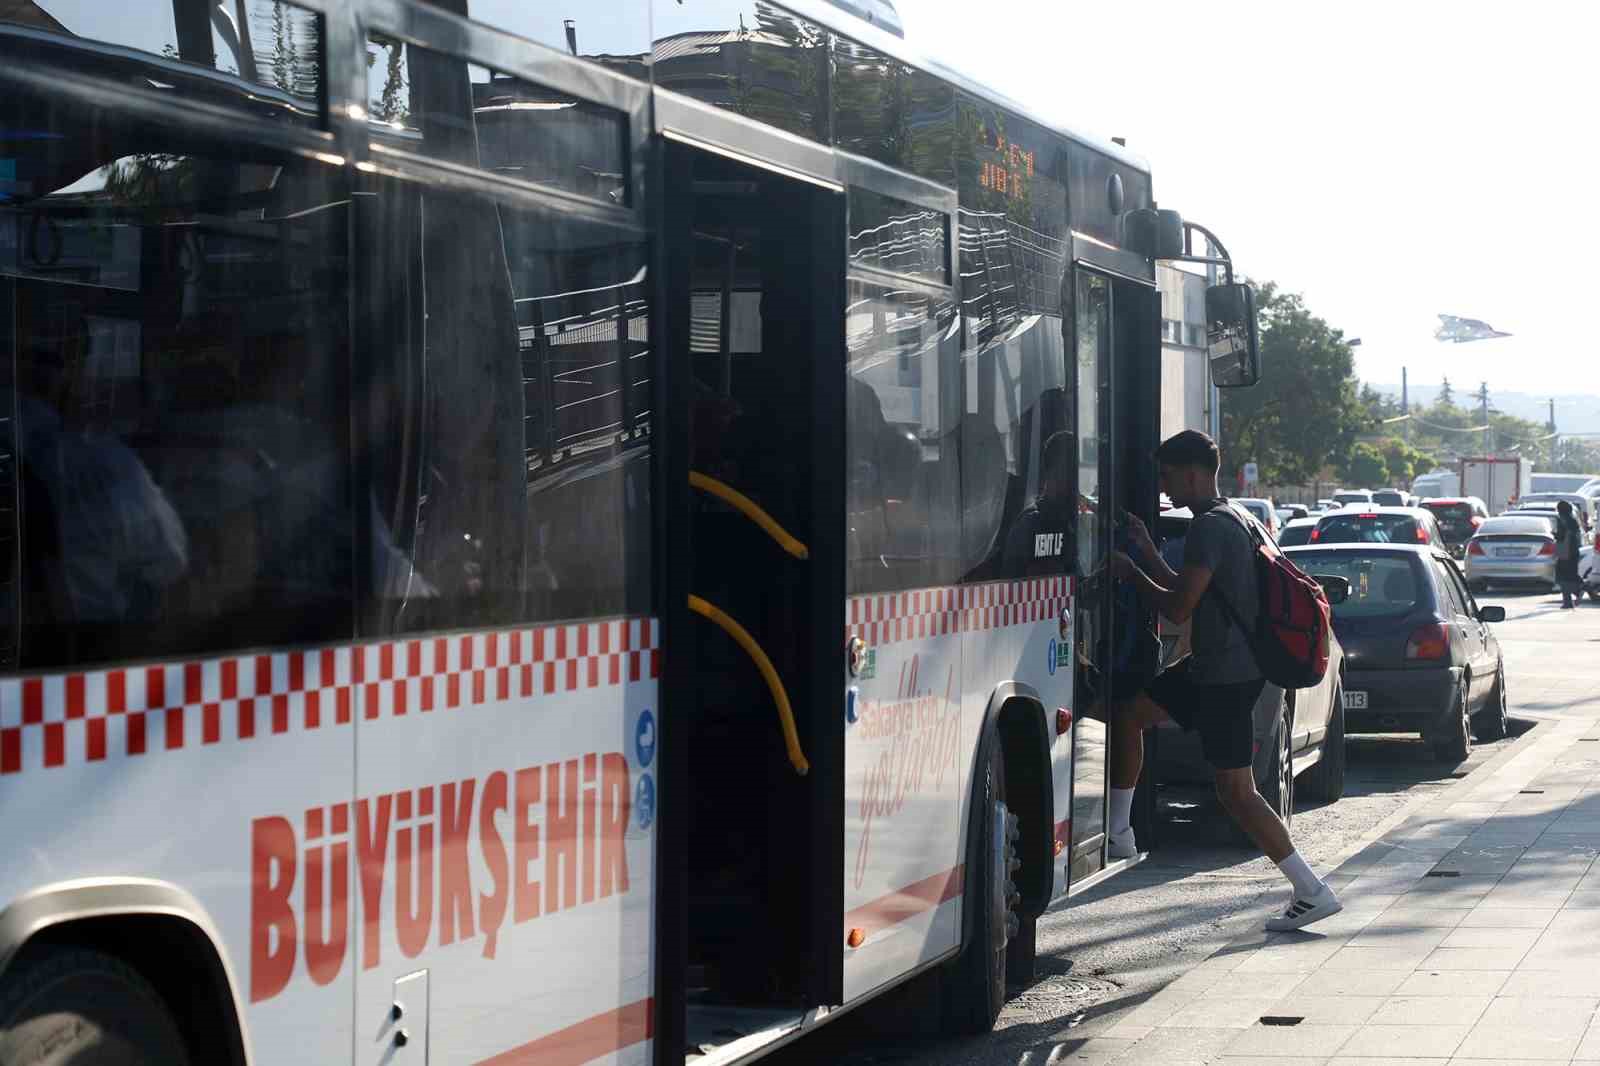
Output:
(845, 282), (961, 595)
(358, 38), (651, 635)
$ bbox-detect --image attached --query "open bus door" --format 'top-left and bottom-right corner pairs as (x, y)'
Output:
(1066, 266), (1161, 889)
(657, 108), (847, 1061)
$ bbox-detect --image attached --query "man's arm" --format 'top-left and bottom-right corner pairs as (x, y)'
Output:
(1113, 554), (1213, 625)
(1122, 512), (1180, 585)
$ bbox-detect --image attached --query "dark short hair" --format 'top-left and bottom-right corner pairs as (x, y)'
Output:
(1042, 430), (1075, 483)
(1155, 429), (1220, 475)
(1558, 500), (1573, 515)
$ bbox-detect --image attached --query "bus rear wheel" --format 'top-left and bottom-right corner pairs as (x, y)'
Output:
(0, 947), (190, 1066)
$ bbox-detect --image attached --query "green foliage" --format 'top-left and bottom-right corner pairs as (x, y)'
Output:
(1342, 442), (1389, 487)
(1380, 437), (1434, 486)
(1219, 283), (1367, 484)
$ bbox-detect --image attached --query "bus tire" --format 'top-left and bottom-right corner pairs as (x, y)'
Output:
(0, 947), (190, 1066)
(941, 738), (1012, 1035)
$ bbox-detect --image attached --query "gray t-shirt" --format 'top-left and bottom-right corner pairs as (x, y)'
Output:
(1183, 501), (1262, 684)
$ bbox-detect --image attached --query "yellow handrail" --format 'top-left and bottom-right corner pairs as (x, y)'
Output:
(688, 594), (809, 776)
(689, 471), (810, 561)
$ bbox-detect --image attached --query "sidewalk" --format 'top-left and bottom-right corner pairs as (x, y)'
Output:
(1068, 713), (1600, 1065)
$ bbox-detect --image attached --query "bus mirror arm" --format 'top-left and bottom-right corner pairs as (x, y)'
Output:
(688, 595), (810, 776)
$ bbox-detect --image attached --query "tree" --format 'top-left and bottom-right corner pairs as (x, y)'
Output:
(1342, 442), (1389, 487)
(1438, 377), (1455, 406)
(1380, 436), (1434, 487)
(1219, 283), (1367, 484)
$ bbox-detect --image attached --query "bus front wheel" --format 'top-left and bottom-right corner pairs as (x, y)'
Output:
(0, 947), (190, 1066)
(942, 738), (1017, 1035)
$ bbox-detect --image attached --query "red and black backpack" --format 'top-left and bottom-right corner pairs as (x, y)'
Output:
(1206, 502), (1332, 688)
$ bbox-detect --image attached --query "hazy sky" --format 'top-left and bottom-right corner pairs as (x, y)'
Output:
(900, 1), (1599, 401)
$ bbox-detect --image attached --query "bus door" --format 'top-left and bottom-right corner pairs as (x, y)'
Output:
(658, 104), (847, 1055)
(1066, 266), (1161, 888)
(1066, 269), (1114, 883)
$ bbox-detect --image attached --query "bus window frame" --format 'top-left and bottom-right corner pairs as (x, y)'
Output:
(347, 0), (650, 227)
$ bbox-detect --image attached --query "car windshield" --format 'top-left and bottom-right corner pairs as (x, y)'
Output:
(1479, 516), (1555, 536)
(1333, 493), (1368, 505)
(1277, 523), (1315, 547)
(1240, 501), (1271, 522)
(1291, 553), (1425, 618)
(1316, 514), (1421, 543)
(1371, 491), (1405, 506)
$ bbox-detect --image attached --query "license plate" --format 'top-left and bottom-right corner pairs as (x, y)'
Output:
(1494, 547), (1528, 557)
(1344, 690), (1368, 710)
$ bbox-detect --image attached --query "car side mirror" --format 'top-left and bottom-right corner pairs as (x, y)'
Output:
(1476, 605), (1506, 623)
(1206, 281), (1260, 387)
(1315, 575), (1350, 605)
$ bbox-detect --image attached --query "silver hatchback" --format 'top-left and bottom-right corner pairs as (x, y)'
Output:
(1464, 513), (1559, 591)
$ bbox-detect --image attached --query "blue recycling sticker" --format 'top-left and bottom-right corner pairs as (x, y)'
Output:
(635, 708), (656, 768)
(635, 773), (656, 831)
(1047, 638), (1058, 676)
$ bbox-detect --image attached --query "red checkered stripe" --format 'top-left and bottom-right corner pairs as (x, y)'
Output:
(846, 576), (1070, 648)
(0, 618), (660, 778)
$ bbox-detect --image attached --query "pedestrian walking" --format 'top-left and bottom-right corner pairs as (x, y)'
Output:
(1107, 430), (1342, 931)
(1556, 499), (1582, 609)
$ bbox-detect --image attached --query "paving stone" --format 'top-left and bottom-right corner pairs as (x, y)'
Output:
(1293, 970), (1410, 997)
(1364, 994), (1493, 1027)
(1452, 1021), (1581, 1060)
(1475, 995), (1599, 1031)
(1456, 906), (1558, 929)
(1418, 946), (1532, 970)
(1499, 969), (1600, 997)
(1437, 926), (1543, 950)
(1322, 946), (1435, 971)
(1393, 970), (1512, 997)
(1223, 1023), (1358, 1057)
(1335, 1024), (1469, 1058)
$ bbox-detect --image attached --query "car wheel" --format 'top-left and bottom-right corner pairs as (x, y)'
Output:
(1587, 589), (1600, 603)
(1433, 676), (1473, 763)
(1302, 680), (1346, 803)
(1473, 665), (1509, 742)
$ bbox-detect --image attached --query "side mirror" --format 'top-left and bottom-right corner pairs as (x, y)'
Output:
(1315, 574), (1350, 605)
(1477, 605), (1506, 623)
(1206, 281), (1260, 387)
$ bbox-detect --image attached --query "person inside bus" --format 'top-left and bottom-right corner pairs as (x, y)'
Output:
(17, 312), (190, 628)
(1002, 429), (1076, 576)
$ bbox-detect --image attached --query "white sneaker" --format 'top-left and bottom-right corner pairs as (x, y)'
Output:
(1266, 883), (1343, 931)
(1108, 826), (1139, 860)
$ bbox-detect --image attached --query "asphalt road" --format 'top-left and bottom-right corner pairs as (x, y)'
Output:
(767, 585), (1589, 1066)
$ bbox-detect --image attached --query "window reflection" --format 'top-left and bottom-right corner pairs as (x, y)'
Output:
(848, 186), (948, 286)
(846, 279), (960, 594)
(834, 37), (956, 185)
(651, 0), (830, 143)
(366, 36), (629, 206)
(4, 1), (323, 125)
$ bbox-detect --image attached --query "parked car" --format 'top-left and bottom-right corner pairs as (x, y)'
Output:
(1332, 489), (1373, 508)
(1464, 513), (1559, 592)
(1310, 506), (1446, 548)
(1417, 497), (1490, 557)
(1235, 497), (1280, 539)
(1153, 513), (1349, 829)
(1315, 499), (1339, 512)
(1277, 516), (1321, 547)
(1275, 504), (1310, 526)
(1371, 489), (1407, 507)
(1285, 544), (1508, 760)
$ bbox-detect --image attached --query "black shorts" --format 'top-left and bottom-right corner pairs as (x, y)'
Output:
(1144, 659), (1266, 771)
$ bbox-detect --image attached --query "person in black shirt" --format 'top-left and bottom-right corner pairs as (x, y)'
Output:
(1004, 430), (1076, 577)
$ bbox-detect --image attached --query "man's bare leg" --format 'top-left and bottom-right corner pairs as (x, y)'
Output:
(1213, 766), (1291, 862)
(1106, 694), (1170, 857)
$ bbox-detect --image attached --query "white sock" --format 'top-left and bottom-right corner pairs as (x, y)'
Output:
(1276, 850), (1324, 899)
(1109, 788), (1136, 836)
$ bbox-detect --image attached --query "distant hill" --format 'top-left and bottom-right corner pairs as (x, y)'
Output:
(1364, 384), (1600, 437)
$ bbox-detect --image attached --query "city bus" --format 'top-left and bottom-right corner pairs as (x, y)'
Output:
(0, 1), (1259, 1063)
